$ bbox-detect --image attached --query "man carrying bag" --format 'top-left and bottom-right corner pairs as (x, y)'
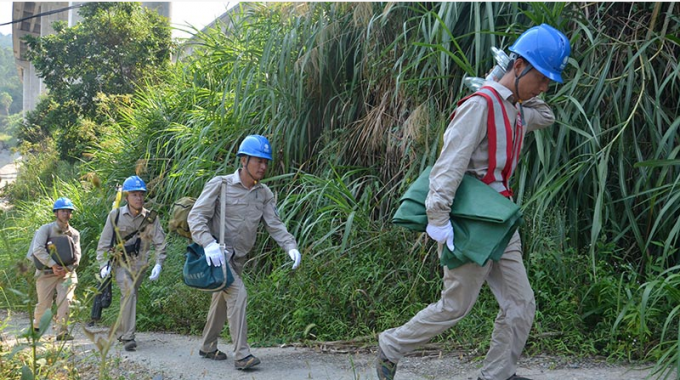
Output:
(28, 197), (81, 341)
(377, 24), (572, 380)
(95, 175), (167, 352)
(188, 134), (302, 370)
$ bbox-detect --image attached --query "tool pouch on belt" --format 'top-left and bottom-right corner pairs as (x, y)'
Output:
(123, 238), (141, 256)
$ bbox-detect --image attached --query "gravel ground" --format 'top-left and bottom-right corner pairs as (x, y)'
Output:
(1, 310), (662, 380)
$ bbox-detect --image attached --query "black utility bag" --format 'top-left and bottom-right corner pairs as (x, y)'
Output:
(90, 274), (112, 322)
(182, 178), (234, 292)
(33, 235), (77, 270)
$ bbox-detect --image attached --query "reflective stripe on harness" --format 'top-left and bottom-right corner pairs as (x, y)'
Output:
(450, 86), (524, 196)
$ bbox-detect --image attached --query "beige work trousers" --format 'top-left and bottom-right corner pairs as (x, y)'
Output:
(379, 232), (535, 380)
(115, 257), (147, 341)
(200, 269), (251, 360)
(33, 272), (77, 334)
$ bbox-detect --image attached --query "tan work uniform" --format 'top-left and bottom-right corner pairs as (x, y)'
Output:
(188, 170), (297, 360)
(30, 221), (81, 334)
(96, 205), (167, 341)
(379, 81), (555, 380)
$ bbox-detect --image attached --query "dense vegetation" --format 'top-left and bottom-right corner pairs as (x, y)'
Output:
(1, 2), (678, 379)
(0, 33), (23, 118)
(0, 33), (23, 147)
(20, 2), (172, 162)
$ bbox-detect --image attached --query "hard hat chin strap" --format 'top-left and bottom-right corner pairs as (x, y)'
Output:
(243, 156), (259, 185)
(513, 56), (533, 107)
(510, 54), (532, 127)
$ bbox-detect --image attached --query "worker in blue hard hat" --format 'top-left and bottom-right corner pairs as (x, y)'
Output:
(27, 197), (81, 341)
(377, 24), (571, 380)
(187, 134), (302, 370)
(96, 175), (167, 352)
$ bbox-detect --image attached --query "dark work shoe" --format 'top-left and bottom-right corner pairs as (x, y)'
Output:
(123, 339), (137, 351)
(56, 333), (74, 341)
(234, 355), (261, 370)
(199, 349), (227, 360)
(376, 347), (397, 380)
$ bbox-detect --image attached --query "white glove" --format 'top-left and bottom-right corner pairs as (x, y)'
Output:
(149, 264), (162, 281)
(426, 222), (455, 252)
(204, 241), (224, 267)
(288, 249), (301, 270)
(99, 264), (111, 279)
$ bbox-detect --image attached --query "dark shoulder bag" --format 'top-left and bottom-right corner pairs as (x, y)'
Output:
(33, 234), (76, 270)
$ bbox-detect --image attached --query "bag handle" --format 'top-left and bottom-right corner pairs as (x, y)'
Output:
(219, 178), (226, 253)
(219, 178), (228, 281)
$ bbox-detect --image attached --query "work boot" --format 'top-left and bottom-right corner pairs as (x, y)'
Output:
(122, 339), (137, 352)
(56, 332), (74, 341)
(234, 355), (261, 370)
(199, 349), (227, 360)
(376, 346), (397, 380)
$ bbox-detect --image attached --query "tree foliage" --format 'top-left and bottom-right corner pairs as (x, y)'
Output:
(20, 2), (172, 160)
(0, 36), (23, 117)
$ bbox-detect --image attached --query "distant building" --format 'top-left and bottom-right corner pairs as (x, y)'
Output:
(11, 2), (171, 114)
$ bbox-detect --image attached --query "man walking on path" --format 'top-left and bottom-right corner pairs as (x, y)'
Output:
(188, 134), (302, 370)
(96, 175), (167, 351)
(29, 197), (81, 341)
(377, 24), (572, 380)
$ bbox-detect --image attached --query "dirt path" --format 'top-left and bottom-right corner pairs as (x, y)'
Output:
(0, 310), (660, 380)
(0, 148), (20, 210)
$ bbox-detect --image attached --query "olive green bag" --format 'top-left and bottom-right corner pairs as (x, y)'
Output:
(392, 166), (523, 269)
(168, 197), (196, 239)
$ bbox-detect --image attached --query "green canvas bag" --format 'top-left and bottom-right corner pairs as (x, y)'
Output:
(182, 178), (234, 292)
(392, 166), (523, 269)
(183, 242), (234, 291)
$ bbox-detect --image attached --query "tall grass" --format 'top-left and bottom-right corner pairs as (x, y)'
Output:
(87, 0), (680, 359)
(3, 1), (679, 373)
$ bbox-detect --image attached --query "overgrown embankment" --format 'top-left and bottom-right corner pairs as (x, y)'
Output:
(1, 3), (679, 380)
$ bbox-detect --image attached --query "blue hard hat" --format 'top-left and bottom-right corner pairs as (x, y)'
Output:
(509, 24), (571, 83)
(236, 135), (273, 161)
(122, 175), (147, 192)
(53, 197), (75, 211)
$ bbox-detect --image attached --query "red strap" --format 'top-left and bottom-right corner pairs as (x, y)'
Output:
(447, 86), (519, 196)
